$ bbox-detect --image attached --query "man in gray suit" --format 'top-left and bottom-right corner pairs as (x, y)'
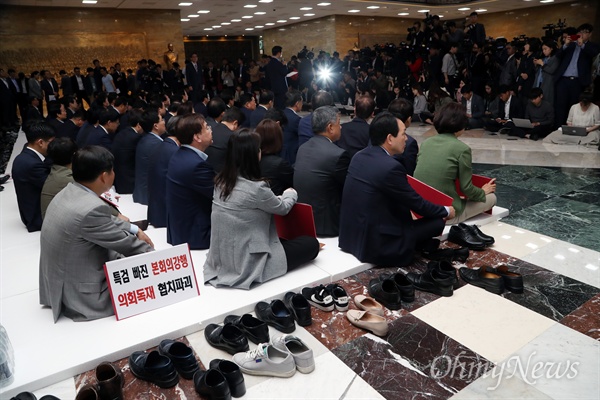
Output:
(294, 106), (350, 237)
(40, 146), (154, 322)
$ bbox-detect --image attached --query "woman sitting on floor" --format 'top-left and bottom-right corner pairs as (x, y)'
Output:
(543, 92), (600, 146)
(203, 129), (319, 289)
(414, 102), (497, 225)
(255, 119), (294, 196)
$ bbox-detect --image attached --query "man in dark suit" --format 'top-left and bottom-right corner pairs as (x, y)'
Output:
(460, 85), (485, 129)
(206, 97), (226, 130)
(112, 110), (144, 194)
(133, 110), (166, 205)
(62, 109), (84, 142)
(46, 101), (69, 138)
(186, 53), (204, 104)
(205, 107), (244, 174)
(24, 96), (43, 123)
(147, 116), (180, 228)
(71, 67), (90, 107)
(84, 68), (98, 99)
(80, 109), (119, 151)
(166, 114), (215, 250)
(0, 68), (18, 130)
(294, 106), (350, 237)
(40, 70), (59, 105)
(339, 112), (454, 266)
(203, 61), (219, 97)
(12, 120), (54, 232)
(239, 93), (256, 128)
(193, 90), (209, 117)
(388, 99), (419, 176)
(338, 95), (375, 158)
(298, 90), (333, 147)
(264, 46), (289, 110)
(554, 23), (600, 126)
(484, 85), (524, 134)
(282, 90), (302, 165)
(250, 90), (273, 128)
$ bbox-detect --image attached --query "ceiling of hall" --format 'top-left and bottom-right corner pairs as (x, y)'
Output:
(0, 0), (576, 36)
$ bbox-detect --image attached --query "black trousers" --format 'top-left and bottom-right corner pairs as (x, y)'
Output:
(413, 217), (446, 250)
(555, 77), (585, 127)
(281, 236), (320, 272)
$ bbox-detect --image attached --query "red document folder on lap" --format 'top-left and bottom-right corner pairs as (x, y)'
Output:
(407, 176), (453, 219)
(455, 174), (494, 214)
(274, 203), (317, 240)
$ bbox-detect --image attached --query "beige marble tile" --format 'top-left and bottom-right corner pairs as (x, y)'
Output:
(474, 222), (556, 259)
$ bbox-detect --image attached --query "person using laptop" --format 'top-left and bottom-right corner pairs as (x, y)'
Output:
(543, 91), (600, 145)
(511, 88), (554, 140)
(484, 85), (523, 135)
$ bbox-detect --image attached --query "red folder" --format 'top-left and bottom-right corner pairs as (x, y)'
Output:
(274, 203), (317, 240)
(455, 174), (494, 214)
(407, 176), (453, 219)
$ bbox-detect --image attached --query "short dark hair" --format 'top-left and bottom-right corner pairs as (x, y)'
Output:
(460, 84), (473, 94)
(98, 109), (120, 126)
(264, 108), (287, 127)
(259, 90), (274, 105)
(577, 23), (593, 33)
(166, 115), (181, 136)
(207, 97), (227, 119)
(240, 93), (255, 107)
(272, 46), (282, 56)
(215, 129), (262, 200)
(285, 90), (302, 108)
(177, 101), (194, 116)
(72, 146), (114, 183)
(176, 113), (206, 145)
(256, 119), (283, 155)
(47, 101), (63, 119)
(312, 90), (334, 110)
(140, 110), (161, 132)
(113, 97), (128, 108)
(220, 89), (234, 105)
(528, 87), (543, 99)
(23, 120), (55, 143)
(433, 102), (468, 134)
(48, 137), (77, 166)
(579, 91), (594, 106)
(354, 95), (376, 120)
(222, 106), (245, 125)
(128, 110), (144, 128)
(199, 90), (209, 101)
(498, 85), (511, 94)
(370, 112), (399, 146)
(388, 99), (413, 123)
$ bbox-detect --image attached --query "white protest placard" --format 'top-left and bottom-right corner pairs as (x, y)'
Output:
(104, 244), (200, 320)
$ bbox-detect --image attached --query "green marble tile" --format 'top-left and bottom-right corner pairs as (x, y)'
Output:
(494, 183), (550, 213)
(561, 182), (600, 205)
(502, 197), (600, 251)
(510, 170), (600, 197)
(479, 165), (558, 186)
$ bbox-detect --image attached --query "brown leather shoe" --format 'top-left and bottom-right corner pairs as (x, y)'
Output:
(75, 384), (99, 400)
(95, 362), (124, 400)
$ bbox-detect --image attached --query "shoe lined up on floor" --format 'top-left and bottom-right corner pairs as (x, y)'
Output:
(426, 260), (459, 289)
(368, 278), (402, 310)
(255, 299), (296, 333)
(271, 334), (315, 374)
(207, 359), (246, 398)
(354, 294), (384, 316)
(346, 309), (389, 336)
(378, 272), (415, 303)
(448, 223), (495, 250)
(223, 314), (269, 344)
(232, 343), (297, 378)
(301, 284), (335, 311)
(128, 350), (179, 388)
(73, 361), (124, 400)
(283, 291), (312, 326)
(204, 323), (250, 355)
(459, 267), (505, 294)
(485, 265), (524, 293)
(10, 393), (60, 400)
(157, 339), (200, 380)
(406, 268), (455, 297)
(422, 246), (470, 262)
(325, 283), (349, 311)
(193, 368), (232, 400)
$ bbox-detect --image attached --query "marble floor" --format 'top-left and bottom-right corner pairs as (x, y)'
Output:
(2, 128), (599, 400)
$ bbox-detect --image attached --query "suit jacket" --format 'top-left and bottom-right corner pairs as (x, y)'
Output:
(203, 178), (295, 289)
(70, 75), (85, 93)
(62, 119), (80, 141)
(12, 147), (51, 232)
(194, 102), (208, 117)
(147, 137), (179, 227)
(47, 119), (69, 138)
(298, 113), (313, 146)
(338, 117), (370, 158)
(40, 164), (73, 219)
(497, 95), (524, 120)
(250, 105), (268, 128)
(166, 146), (215, 249)
(205, 123), (234, 174)
(25, 106), (43, 123)
(186, 62), (204, 92)
(28, 78), (42, 99)
(40, 78), (59, 102)
(393, 134), (418, 176)
(82, 125), (112, 151)
(84, 75), (97, 96)
(282, 108), (301, 165)
(133, 132), (163, 204)
(339, 145), (447, 265)
(499, 55), (518, 87)
(240, 107), (253, 128)
(39, 182), (152, 322)
(260, 154), (294, 195)
(294, 135), (350, 236)
(61, 75), (73, 96)
(555, 41), (600, 87)
(264, 57), (288, 95)
(112, 127), (142, 194)
(461, 94), (485, 120)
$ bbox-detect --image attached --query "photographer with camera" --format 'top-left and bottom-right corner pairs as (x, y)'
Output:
(441, 43), (461, 98)
(408, 22), (425, 48)
(464, 12), (486, 46)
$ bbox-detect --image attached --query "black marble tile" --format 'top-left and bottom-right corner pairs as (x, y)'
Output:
(471, 163), (504, 174)
(494, 183), (550, 213)
(478, 165), (559, 186)
(561, 182), (600, 205)
(509, 169), (600, 197)
(502, 197), (600, 251)
(333, 314), (493, 400)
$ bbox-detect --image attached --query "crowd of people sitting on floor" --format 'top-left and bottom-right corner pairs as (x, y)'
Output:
(2, 18), (600, 321)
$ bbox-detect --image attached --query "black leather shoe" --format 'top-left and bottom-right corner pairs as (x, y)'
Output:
(459, 267), (505, 294)
(128, 350), (179, 388)
(448, 224), (487, 250)
(223, 314), (269, 344)
(422, 246), (469, 262)
(95, 361), (124, 400)
(0, 174), (9, 185)
(284, 292), (312, 326)
(11, 393), (38, 400)
(427, 260), (459, 288)
(485, 265), (523, 293)
(368, 278), (402, 310)
(379, 273), (414, 303)
(406, 269), (454, 297)
(75, 384), (99, 400)
(204, 324), (250, 355)
(209, 359), (246, 398)
(255, 300), (296, 333)
(158, 339), (200, 379)
(463, 224), (495, 246)
(194, 369), (232, 400)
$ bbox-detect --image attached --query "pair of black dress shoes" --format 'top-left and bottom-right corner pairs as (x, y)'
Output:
(254, 294), (312, 333)
(448, 223), (495, 250)
(194, 359), (246, 400)
(407, 261), (459, 297)
(368, 272), (415, 310)
(128, 339), (200, 388)
(459, 265), (524, 294)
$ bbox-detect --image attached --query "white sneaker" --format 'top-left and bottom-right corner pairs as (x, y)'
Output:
(233, 343), (296, 378)
(271, 335), (315, 373)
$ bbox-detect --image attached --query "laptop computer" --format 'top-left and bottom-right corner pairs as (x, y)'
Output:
(561, 125), (588, 136)
(511, 118), (534, 129)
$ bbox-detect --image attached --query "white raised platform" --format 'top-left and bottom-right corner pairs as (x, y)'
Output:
(0, 181), (507, 397)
